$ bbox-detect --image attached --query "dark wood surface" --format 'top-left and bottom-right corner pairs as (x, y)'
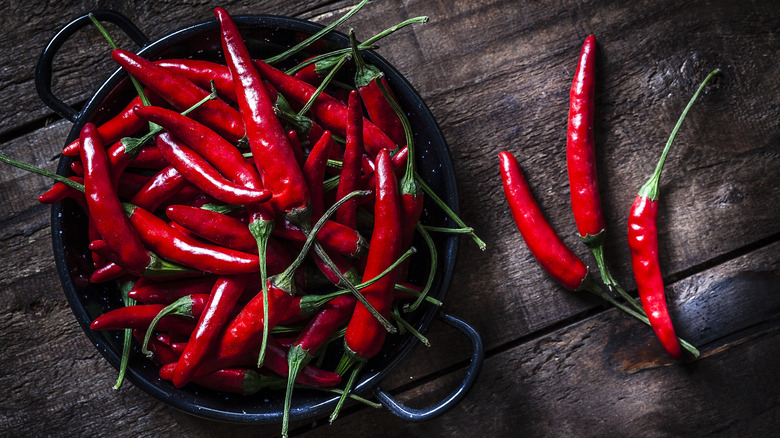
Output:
(1, 0), (778, 436)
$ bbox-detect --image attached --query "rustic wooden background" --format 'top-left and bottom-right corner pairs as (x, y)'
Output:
(1, 0), (778, 436)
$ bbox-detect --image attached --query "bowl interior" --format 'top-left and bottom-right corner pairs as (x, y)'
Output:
(52, 14), (458, 423)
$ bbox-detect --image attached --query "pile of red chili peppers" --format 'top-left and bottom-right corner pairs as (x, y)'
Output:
(500, 35), (719, 360)
(0, 3), (485, 436)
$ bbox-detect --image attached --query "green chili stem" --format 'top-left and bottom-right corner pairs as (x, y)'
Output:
(404, 223), (437, 313)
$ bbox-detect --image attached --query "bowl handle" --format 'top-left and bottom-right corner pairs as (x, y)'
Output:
(371, 311), (484, 422)
(35, 10), (149, 122)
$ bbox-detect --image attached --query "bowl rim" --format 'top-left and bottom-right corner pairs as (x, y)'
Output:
(49, 12), (460, 424)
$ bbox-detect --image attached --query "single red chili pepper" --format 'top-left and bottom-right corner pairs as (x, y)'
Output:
(273, 217), (368, 258)
(38, 176), (85, 206)
(80, 123), (151, 274)
(628, 69), (718, 359)
(287, 129), (304, 167)
(89, 262), (128, 283)
(283, 294), (356, 435)
(61, 95), (148, 157)
(108, 141), (167, 186)
(172, 274), (251, 388)
(69, 161), (84, 176)
(303, 131), (335, 220)
(349, 29), (405, 146)
(128, 276), (218, 304)
(154, 59), (237, 102)
(124, 203), (264, 275)
(90, 300), (204, 334)
(499, 151), (588, 290)
(253, 59), (397, 157)
(111, 49), (246, 144)
(133, 330), (180, 365)
(215, 7), (310, 216)
(160, 363), (284, 394)
(154, 132), (272, 206)
(334, 91), (364, 229)
(331, 149), (401, 422)
(128, 166), (190, 212)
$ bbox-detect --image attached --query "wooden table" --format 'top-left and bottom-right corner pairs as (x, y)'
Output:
(1, 0), (778, 436)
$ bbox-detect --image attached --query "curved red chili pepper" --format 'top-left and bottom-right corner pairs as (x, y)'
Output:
(499, 151), (588, 291)
(214, 7), (310, 215)
(129, 276), (218, 304)
(38, 176), (85, 206)
(160, 364), (284, 395)
(334, 91), (364, 229)
(273, 217), (368, 258)
(349, 29), (405, 146)
(172, 274), (250, 388)
(80, 123), (151, 274)
(129, 166), (190, 212)
(252, 59), (397, 157)
(627, 68), (719, 359)
(283, 294), (356, 435)
(154, 59), (237, 102)
(62, 95), (148, 157)
(111, 49), (245, 144)
(154, 132), (271, 206)
(90, 300), (204, 334)
(125, 204), (263, 275)
(133, 330), (180, 365)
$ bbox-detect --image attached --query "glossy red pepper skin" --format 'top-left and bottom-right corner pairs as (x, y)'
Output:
(133, 330), (180, 365)
(80, 123), (151, 274)
(567, 35), (605, 243)
(125, 204), (263, 275)
(173, 275), (250, 388)
(344, 149), (401, 360)
(133, 105), (263, 190)
(335, 91), (364, 229)
(154, 59), (237, 102)
(129, 276), (218, 304)
(129, 166), (190, 212)
(165, 205), (292, 274)
(38, 176), (85, 206)
(215, 7), (310, 215)
(273, 217), (367, 258)
(499, 151), (588, 291)
(303, 131), (335, 220)
(90, 302), (201, 334)
(627, 194), (682, 359)
(253, 59), (397, 157)
(154, 132), (271, 206)
(111, 49), (245, 144)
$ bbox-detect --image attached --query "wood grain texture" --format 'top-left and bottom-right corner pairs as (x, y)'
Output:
(0, 0), (778, 436)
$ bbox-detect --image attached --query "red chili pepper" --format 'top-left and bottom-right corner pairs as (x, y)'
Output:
(628, 69), (719, 359)
(253, 336), (342, 388)
(79, 123), (150, 274)
(124, 204), (263, 275)
(273, 217), (368, 258)
(111, 49), (246, 144)
(133, 330), (180, 365)
(116, 172), (152, 200)
(165, 204), (293, 274)
(154, 59), (237, 102)
(253, 59), (397, 157)
(90, 299), (205, 334)
(172, 275), (250, 388)
(282, 294), (356, 435)
(160, 363), (284, 395)
(499, 151), (588, 290)
(128, 166), (190, 212)
(154, 132), (271, 206)
(303, 131), (335, 220)
(349, 29), (405, 146)
(62, 95), (148, 157)
(334, 91), (364, 229)
(128, 276), (217, 304)
(38, 176), (85, 206)
(215, 7), (310, 216)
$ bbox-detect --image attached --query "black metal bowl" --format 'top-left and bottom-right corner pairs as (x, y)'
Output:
(38, 10), (482, 424)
